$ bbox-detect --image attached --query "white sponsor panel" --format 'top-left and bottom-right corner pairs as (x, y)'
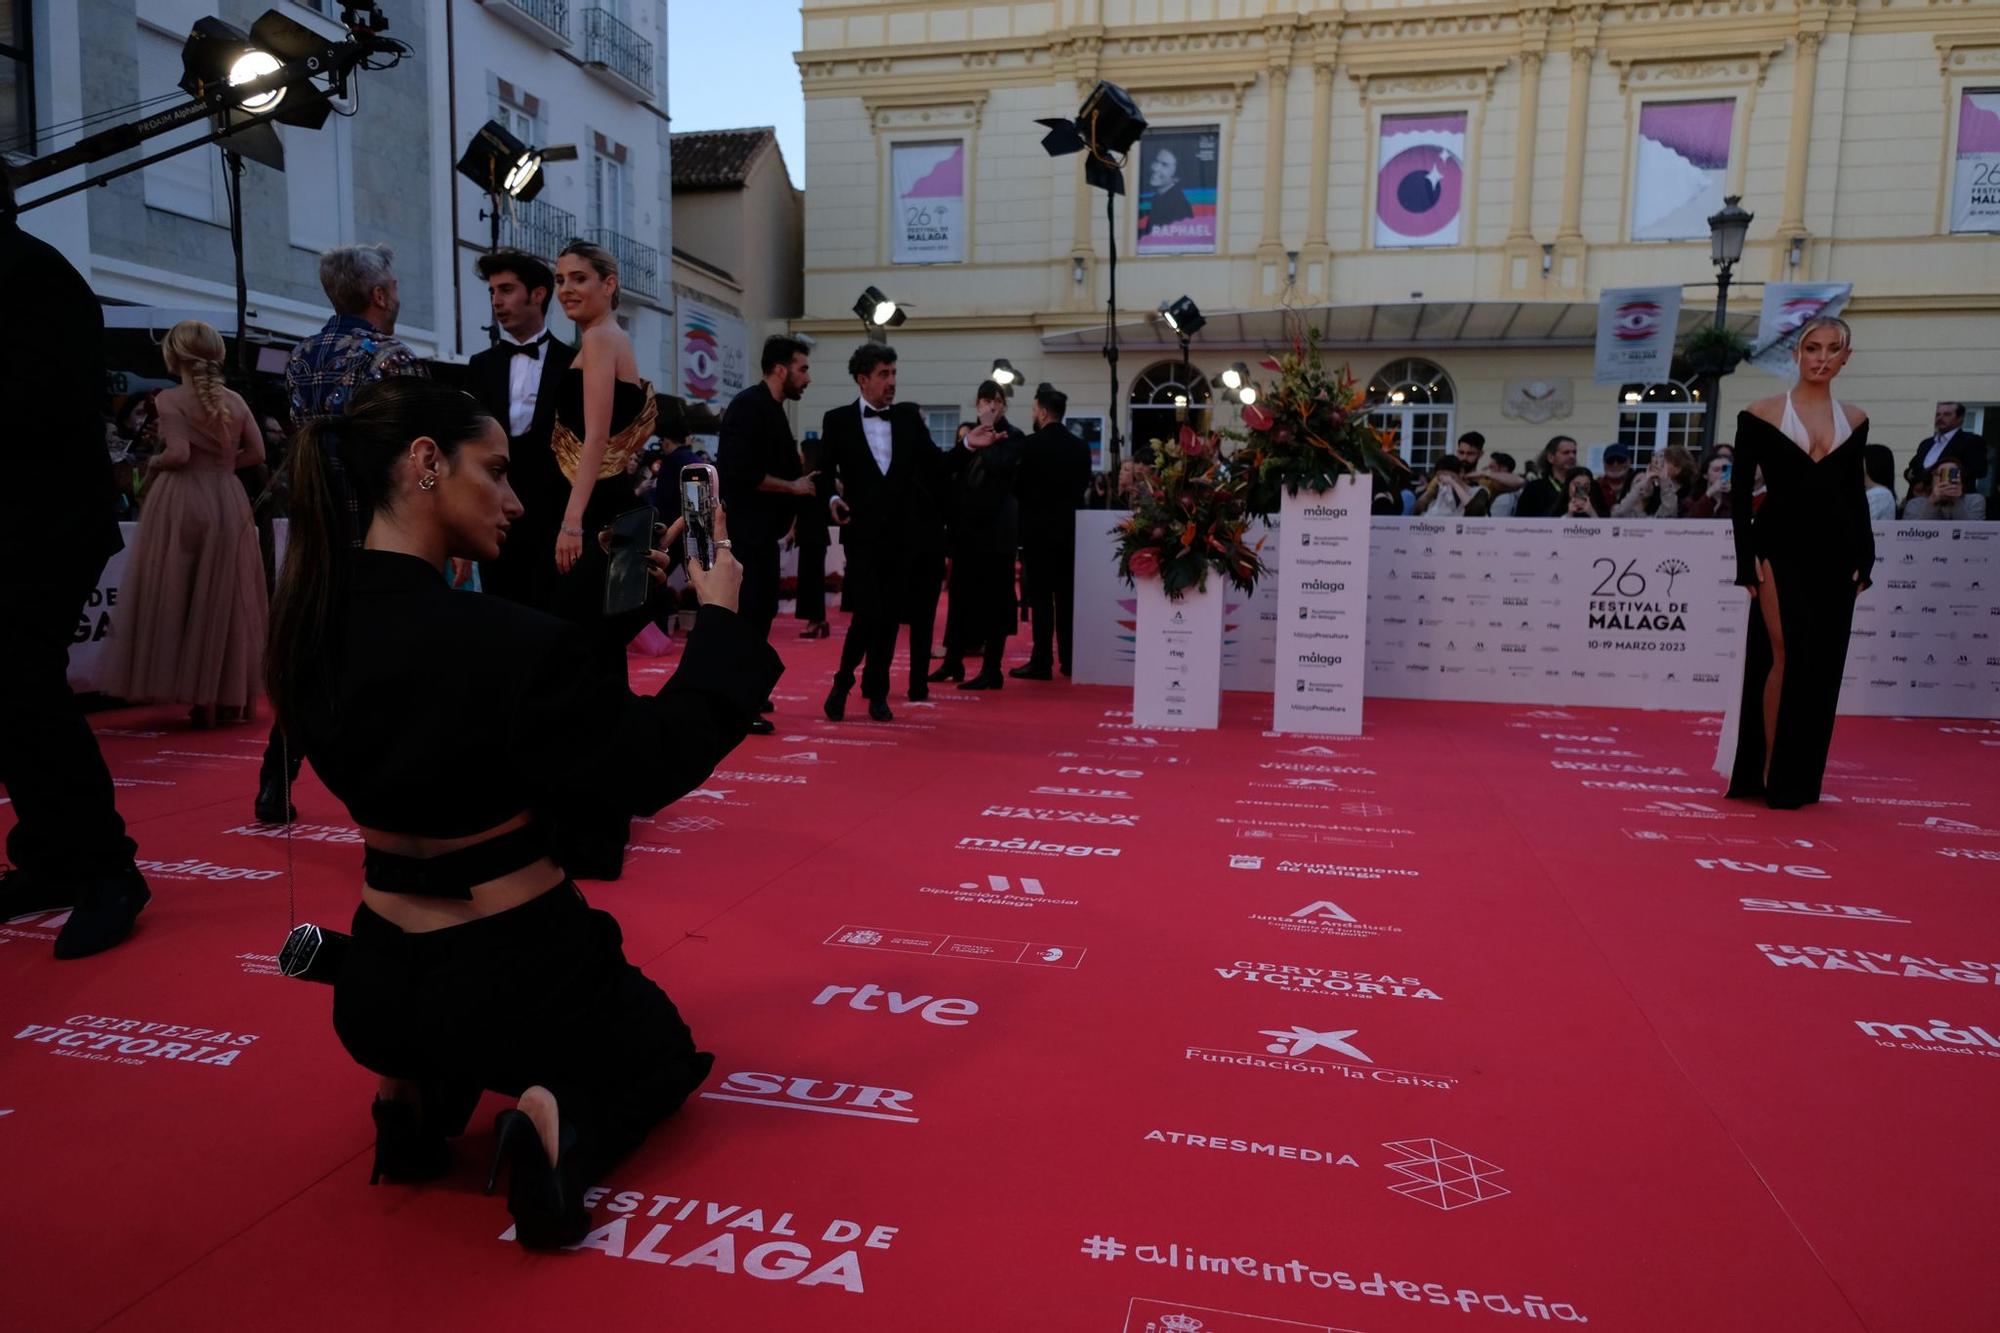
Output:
(1274, 479), (1370, 736)
(1133, 577), (1224, 730)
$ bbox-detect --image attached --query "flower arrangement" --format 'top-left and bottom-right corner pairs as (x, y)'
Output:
(1233, 328), (1410, 512)
(1113, 424), (1265, 600)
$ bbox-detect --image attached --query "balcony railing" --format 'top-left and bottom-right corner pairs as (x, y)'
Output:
(497, 198), (576, 262)
(588, 227), (661, 303)
(482, 0), (569, 44)
(581, 7), (654, 96)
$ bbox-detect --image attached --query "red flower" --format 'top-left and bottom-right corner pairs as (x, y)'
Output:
(1183, 430), (1217, 459)
(1128, 547), (1162, 578)
(1243, 403), (1275, 432)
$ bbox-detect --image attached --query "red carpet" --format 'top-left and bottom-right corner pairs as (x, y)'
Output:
(3, 617), (1997, 1332)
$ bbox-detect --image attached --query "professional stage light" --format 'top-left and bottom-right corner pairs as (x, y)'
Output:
(854, 286), (907, 336)
(1220, 362), (1249, 392)
(180, 11), (340, 131)
(1238, 385), (1259, 406)
(989, 358), (1019, 388)
(1036, 80), (1147, 195)
(1161, 296), (1206, 338)
(458, 119), (546, 203)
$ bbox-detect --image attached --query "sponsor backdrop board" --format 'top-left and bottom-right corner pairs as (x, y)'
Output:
(1274, 479), (1371, 735)
(1074, 515), (2000, 719)
(1132, 577), (1224, 729)
(5, 631), (1998, 1332)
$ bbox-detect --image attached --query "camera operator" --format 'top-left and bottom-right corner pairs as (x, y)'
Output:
(267, 379), (779, 1249)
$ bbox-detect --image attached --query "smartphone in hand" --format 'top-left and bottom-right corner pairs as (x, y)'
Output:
(681, 463), (721, 570)
(603, 506), (662, 617)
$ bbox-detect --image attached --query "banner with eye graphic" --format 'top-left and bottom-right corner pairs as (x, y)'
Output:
(1594, 286), (1682, 386)
(1374, 112), (1467, 248)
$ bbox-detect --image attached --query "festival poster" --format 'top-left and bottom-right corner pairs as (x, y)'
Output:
(677, 299), (748, 406)
(1374, 112), (1467, 248)
(890, 141), (965, 264)
(1135, 126), (1219, 255)
(1951, 89), (2000, 233)
(1749, 282), (1853, 377)
(1631, 99), (1734, 240)
(1593, 286), (1682, 385)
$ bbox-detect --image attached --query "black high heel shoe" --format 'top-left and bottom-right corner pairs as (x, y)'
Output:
(370, 1098), (451, 1185)
(486, 1108), (588, 1249)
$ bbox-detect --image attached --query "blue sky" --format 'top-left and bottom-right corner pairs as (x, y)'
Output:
(669, 2), (807, 188)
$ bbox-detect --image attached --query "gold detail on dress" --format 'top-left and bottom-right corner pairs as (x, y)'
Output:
(551, 379), (660, 482)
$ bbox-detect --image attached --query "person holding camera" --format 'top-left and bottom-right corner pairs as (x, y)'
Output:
(1416, 454), (1476, 516)
(1686, 448), (1736, 519)
(1612, 444), (1698, 518)
(267, 378), (779, 1249)
(1903, 402), (1986, 521)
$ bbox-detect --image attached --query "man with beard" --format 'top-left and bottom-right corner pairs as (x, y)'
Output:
(718, 335), (817, 735)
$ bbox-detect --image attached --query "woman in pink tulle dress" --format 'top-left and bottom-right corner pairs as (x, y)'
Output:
(101, 320), (268, 726)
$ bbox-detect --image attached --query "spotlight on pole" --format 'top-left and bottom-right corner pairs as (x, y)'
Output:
(458, 120), (577, 252)
(989, 358), (1019, 388)
(1161, 295), (1205, 339)
(854, 285), (907, 340)
(180, 11), (342, 131)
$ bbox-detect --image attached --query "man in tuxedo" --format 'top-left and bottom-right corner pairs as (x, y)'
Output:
(718, 335), (817, 735)
(818, 342), (943, 721)
(934, 380), (1024, 691)
(0, 175), (150, 957)
(1011, 384), (1093, 680)
(467, 251), (574, 606)
(1905, 402), (1988, 521)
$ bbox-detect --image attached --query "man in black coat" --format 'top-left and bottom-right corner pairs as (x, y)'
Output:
(0, 180), (150, 957)
(933, 380), (1024, 690)
(1010, 383), (1093, 679)
(466, 251), (576, 608)
(1905, 401), (1989, 520)
(718, 335), (817, 734)
(817, 342), (945, 721)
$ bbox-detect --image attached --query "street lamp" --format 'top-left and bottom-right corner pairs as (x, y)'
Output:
(1701, 194), (1754, 453)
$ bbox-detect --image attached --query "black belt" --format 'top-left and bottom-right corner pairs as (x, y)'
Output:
(362, 822), (552, 900)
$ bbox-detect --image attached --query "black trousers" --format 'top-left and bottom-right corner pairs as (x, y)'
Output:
(334, 883), (712, 1192)
(737, 538), (781, 647)
(0, 552), (137, 877)
(905, 550), (945, 692)
(1021, 541), (1077, 671)
(793, 538), (828, 623)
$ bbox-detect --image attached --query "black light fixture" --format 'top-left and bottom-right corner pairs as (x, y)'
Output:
(1220, 361), (1258, 406)
(179, 10), (339, 131)
(989, 358), (1019, 389)
(1037, 79), (1148, 473)
(1161, 295), (1205, 338)
(457, 120), (578, 254)
(1699, 194), (1755, 454)
(854, 285), (906, 339)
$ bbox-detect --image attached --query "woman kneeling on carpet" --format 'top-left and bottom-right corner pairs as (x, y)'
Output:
(267, 379), (780, 1247)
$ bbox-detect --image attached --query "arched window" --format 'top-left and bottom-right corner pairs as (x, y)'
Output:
(1365, 358), (1455, 469)
(1128, 360), (1212, 458)
(1615, 377), (1706, 463)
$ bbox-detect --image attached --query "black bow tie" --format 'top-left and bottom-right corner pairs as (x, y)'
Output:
(504, 336), (548, 358)
(863, 405), (891, 419)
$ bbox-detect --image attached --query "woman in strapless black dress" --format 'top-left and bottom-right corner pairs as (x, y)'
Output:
(1724, 315), (1873, 809)
(550, 240), (659, 670)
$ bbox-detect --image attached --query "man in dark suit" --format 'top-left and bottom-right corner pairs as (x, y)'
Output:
(466, 251), (576, 607)
(718, 335), (817, 735)
(933, 380), (1024, 690)
(0, 178), (150, 957)
(1905, 401), (1989, 521)
(818, 342), (943, 721)
(1011, 384), (1093, 680)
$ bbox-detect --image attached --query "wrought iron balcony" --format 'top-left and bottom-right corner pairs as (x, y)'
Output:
(581, 8), (654, 98)
(497, 198), (576, 262)
(587, 227), (661, 303)
(480, 0), (569, 46)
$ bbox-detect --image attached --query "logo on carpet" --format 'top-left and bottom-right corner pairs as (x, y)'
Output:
(1122, 1297), (1362, 1332)
(1694, 857), (1829, 879)
(921, 872), (1080, 909)
(1739, 898), (1909, 925)
(133, 857), (279, 882)
(1142, 1129), (1360, 1170)
(1249, 900), (1404, 941)
(702, 1071), (920, 1122)
(825, 925), (1083, 969)
(1212, 959), (1442, 1002)
(1758, 944), (1996, 984)
(511, 1185), (899, 1293)
(1854, 1017), (2000, 1059)
(1383, 1138), (1510, 1211)
(811, 982), (979, 1026)
(1034, 785), (1133, 800)
(225, 821), (361, 843)
(12, 1011), (259, 1068)
(955, 836), (1120, 860)
(981, 805), (1139, 827)
(1184, 1025), (1458, 1091)
(1058, 764), (1145, 779)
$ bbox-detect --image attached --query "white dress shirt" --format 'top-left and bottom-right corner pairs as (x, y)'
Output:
(1921, 427), (1959, 471)
(499, 328), (551, 438)
(857, 396), (894, 474)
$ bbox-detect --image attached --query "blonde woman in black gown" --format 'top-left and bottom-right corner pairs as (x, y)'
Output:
(1724, 315), (1873, 808)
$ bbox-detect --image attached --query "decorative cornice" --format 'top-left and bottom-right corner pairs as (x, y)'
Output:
(1935, 33), (2000, 76)
(1348, 59), (1511, 108)
(1605, 40), (1787, 90)
(861, 91), (988, 133)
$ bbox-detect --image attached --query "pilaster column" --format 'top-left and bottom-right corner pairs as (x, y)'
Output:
(1773, 29), (1822, 279)
(1556, 43), (1592, 241)
(1508, 50), (1544, 242)
(1298, 31), (1339, 298)
(1259, 61), (1291, 252)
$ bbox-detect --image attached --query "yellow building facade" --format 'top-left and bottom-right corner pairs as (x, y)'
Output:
(792, 0), (2000, 472)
